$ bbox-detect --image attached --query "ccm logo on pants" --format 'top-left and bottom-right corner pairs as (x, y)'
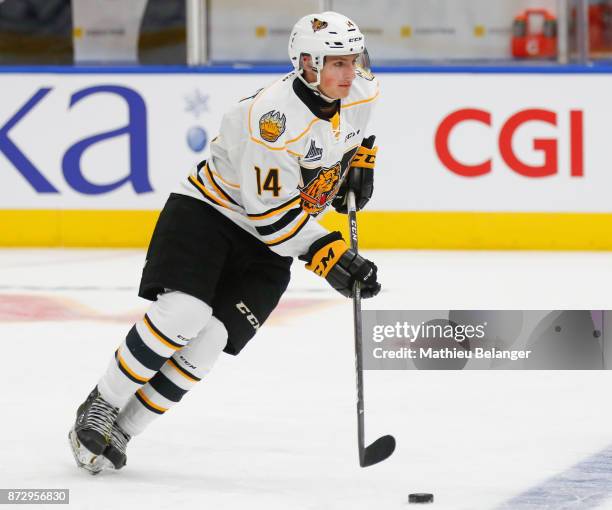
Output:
(235, 302), (260, 330)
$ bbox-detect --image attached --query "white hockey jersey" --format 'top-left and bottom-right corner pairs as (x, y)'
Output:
(178, 70), (379, 258)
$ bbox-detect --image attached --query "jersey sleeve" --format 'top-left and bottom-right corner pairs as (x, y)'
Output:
(237, 138), (329, 258)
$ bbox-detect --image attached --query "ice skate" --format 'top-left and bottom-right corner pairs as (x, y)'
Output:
(68, 427), (107, 475)
(68, 386), (118, 474)
(102, 422), (131, 470)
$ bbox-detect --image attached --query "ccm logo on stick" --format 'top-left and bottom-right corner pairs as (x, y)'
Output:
(435, 108), (584, 178)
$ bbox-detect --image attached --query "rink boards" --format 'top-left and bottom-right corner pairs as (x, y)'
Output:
(1, 65), (611, 249)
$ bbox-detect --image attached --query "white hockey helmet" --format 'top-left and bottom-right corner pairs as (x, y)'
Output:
(288, 12), (367, 94)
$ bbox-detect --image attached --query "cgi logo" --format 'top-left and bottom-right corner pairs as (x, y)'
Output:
(1, 85), (151, 194)
(434, 108), (583, 178)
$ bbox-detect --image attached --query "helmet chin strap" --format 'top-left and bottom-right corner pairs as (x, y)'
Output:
(297, 67), (336, 103)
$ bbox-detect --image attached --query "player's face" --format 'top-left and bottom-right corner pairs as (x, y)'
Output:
(318, 55), (358, 99)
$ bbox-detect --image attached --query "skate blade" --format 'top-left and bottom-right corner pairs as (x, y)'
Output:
(68, 429), (107, 475)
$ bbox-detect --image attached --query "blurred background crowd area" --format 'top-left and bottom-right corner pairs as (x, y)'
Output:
(0, 0), (610, 67)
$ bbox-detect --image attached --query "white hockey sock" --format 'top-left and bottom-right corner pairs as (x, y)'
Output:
(116, 316), (228, 436)
(97, 291), (213, 409)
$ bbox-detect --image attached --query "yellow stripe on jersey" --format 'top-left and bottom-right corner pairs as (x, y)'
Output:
(203, 163), (239, 205)
(250, 136), (287, 151)
(341, 86), (380, 109)
(286, 149), (303, 158)
(247, 196), (301, 220)
(265, 212), (309, 246)
(211, 169), (240, 189)
(285, 117), (321, 145)
(187, 175), (234, 211)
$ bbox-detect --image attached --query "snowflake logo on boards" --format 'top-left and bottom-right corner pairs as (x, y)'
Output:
(184, 89), (210, 153)
(184, 89), (209, 118)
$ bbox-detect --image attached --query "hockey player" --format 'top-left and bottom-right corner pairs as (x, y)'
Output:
(69, 11), (381, 474)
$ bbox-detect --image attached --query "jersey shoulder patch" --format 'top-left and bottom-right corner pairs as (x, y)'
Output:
(247, 77), (294, 146)
(258, 109), (287, 143)
(248, 75), (317, 148)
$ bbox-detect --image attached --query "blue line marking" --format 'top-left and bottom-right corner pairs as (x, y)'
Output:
(0, 64), (292, 74)
(496, 444), (612, 509)
(1, 62), (612, 75)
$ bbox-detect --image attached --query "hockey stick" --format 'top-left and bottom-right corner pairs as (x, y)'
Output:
(347, 190), (396, 468)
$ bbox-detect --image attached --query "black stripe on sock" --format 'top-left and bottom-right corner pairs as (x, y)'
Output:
(149, 372), (188, 403)
(126, 326), (167, 371)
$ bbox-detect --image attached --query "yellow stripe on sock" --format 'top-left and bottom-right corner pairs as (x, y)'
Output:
(167, 358), (200, 383)
(143, 315), (181, 351)
(136, 389), (168, 413)
(117, 349), (149, 383)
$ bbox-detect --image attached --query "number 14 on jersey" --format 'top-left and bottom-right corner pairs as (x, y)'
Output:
(254, 166), (282, 197)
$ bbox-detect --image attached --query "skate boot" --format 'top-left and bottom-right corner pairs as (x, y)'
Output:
(68, 386), (118, 475)
(102, 422), (131, 470)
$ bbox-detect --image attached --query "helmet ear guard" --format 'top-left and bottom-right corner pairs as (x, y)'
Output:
(297, 53), (323, 88)
(295, 52), (327, 99)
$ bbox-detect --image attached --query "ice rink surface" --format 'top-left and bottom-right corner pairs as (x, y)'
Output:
(2, 248), (612, 509)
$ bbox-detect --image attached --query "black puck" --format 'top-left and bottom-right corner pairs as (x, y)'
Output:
(409, 493), (434, 504)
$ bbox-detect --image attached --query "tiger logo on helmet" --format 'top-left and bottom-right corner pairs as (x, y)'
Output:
(311, 18), (328, 32)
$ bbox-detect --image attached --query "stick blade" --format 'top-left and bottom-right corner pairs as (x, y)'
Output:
(361, 435), (396, 467)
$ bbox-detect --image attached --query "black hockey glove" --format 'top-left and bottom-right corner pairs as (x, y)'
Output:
(332, 135), (377, 214)
(300, 232), (381, 299)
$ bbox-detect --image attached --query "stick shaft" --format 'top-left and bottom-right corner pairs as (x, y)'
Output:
(347, 190), (365, 465)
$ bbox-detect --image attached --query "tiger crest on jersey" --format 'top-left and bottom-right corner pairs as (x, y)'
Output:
(311, 18), (328, 32)
(259, 110), (286, 142)
(300, 163), (341, 215)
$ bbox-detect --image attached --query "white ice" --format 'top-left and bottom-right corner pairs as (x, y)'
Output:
(2, 248), (612, 509)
